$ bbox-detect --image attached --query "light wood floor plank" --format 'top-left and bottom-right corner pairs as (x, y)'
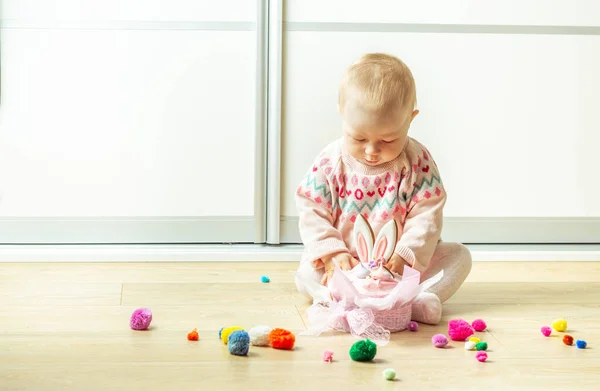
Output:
(3, 261), (600, 283)
(447, 282), (600, 304)
(0, 304), (304, 335)
(121, 282), (306, 306)
(0, 282), (121, 306)
(1, 359), (599, 391)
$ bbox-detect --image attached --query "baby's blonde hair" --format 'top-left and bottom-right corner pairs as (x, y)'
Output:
(338, 53), (416, 117)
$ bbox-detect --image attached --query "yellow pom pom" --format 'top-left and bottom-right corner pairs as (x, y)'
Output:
(469, 337), (481, 343)
(552, 319), (567, 332)
(221, 326), (244, 344)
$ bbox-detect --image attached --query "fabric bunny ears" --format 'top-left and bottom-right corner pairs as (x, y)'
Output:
(352, 214), (398, 274)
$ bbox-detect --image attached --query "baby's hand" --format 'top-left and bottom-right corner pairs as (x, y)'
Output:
(385, 253), (410, 275)
(320, 252), (360, 285)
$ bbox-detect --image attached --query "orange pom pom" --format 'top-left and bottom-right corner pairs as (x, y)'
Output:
(269, 328), (295, 350)
(187, 328), (199, 341)
(562, 335), (574, 346)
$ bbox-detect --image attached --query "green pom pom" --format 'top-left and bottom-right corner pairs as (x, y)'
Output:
(476, 342), (488, 351)
(349, 339), (377, 362)
(383, 368), (396, 380)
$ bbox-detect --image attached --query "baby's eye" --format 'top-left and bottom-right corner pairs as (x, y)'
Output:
(353, 137), (366, 142)
(382, 139), (397, 144)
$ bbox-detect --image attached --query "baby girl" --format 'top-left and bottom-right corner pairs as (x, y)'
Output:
(294, 53), (472, 325)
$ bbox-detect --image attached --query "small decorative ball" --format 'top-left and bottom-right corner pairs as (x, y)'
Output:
(464, 341), (477, 350)
(382, 368), (396, 381)
(130, 308), (152, 330)
(261, 275), (270, 283)
(476, 342), (488, 351)
(322, 350), (334, 362)
(228, 330), (250, 356)
(432, 334), (449, 348)
(187, 328), (199, 341)
(476, 351), (488, 362)
(472, 319), (487, 332)
(448, 319), (475, 341)
(552, 318), (568, 332)
(408, 321), (419, 331)
(541, 326), (552, 337)
(576, 340), (587, 349)
(248, 325), (272, 346)
(221, 326), (244, 344)
(562, 335), (574, 345)
(269, 328), (295, 350)
(349, 339), (377, 361)
(469, 337), (481, 343)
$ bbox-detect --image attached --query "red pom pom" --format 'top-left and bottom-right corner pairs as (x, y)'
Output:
(187, 328), (199, 341)
(448, 319), (474, 341)
(563, 335), (574, 346)
(472, 319), (487, 332)
(269, 328), (295, 350)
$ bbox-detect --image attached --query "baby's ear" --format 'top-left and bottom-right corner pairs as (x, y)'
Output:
(372, 219), (398, 261)
(353, 214), (374, 264)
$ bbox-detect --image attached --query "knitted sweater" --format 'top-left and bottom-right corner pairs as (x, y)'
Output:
(295, 136), (446, 272)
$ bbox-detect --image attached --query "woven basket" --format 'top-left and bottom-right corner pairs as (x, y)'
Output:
(371, 299), (414, 332)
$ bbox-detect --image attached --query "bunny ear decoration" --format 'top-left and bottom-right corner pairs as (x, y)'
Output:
(353, 214), (374, 264)
(372, 219), (398, 262)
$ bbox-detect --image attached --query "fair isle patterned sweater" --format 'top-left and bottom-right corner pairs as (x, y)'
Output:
(295, 137), (446, 272)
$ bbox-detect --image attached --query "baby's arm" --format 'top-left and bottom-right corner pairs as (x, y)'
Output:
(295, 157), (350, 271)
(392, 150), (446, 272)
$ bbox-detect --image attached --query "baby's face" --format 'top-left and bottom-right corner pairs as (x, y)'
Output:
(341, 99), (418, 167)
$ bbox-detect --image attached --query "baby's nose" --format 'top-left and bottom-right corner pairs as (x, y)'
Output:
(365, 143), (380, 154)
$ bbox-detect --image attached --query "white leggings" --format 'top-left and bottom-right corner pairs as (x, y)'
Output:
(295, 241), (472, 304)
(417, 241), (472, 302)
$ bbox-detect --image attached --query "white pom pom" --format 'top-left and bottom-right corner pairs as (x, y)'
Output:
(464, 341), (477, 350)
(248, 325), (272, 346)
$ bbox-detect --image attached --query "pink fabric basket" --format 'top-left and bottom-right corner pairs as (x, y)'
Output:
(372, 300), (414, 332)
(298, 263), (430, 345)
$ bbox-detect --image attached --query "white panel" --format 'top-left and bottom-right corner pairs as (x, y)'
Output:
(1, 0), (255, 22)
(281, 32), (600, 218)
(285, 0), (600, 26)
(0, 30), (256, 216)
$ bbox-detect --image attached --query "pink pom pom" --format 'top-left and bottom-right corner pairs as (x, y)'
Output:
(476, 351), (488, 362)
(130, 307), (152, 330)
(448, 319), (474, 341)
(408, 321), (419, 332)
(322, 350), (334, 362)
(472, 319), (487, 332)
(431, 334), (449, 348)
(541, 326), (552, 337)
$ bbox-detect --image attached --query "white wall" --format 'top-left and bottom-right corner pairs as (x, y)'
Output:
(1, 0), (599, 245)
(0, 0), (259, 242)
(280, 0), (600, 242)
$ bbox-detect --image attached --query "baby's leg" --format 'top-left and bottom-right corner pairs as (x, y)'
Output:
(294, 261), (331, 303)
(411, 242), (472, 324)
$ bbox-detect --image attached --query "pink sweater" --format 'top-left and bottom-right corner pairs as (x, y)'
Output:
(295, 137), (446, 272)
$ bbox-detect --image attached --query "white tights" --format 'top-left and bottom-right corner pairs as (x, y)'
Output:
(410, 241), (472, 324)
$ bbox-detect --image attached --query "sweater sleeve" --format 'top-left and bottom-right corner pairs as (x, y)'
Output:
(295, 156), (349, 270)
(394, 148), (446, 272)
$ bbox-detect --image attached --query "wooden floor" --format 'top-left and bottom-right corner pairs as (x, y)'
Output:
(1, 261), (599, 391)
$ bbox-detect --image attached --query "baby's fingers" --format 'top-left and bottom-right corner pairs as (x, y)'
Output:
(337, 257), (353, 271)
(320, 269), (333, 286)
